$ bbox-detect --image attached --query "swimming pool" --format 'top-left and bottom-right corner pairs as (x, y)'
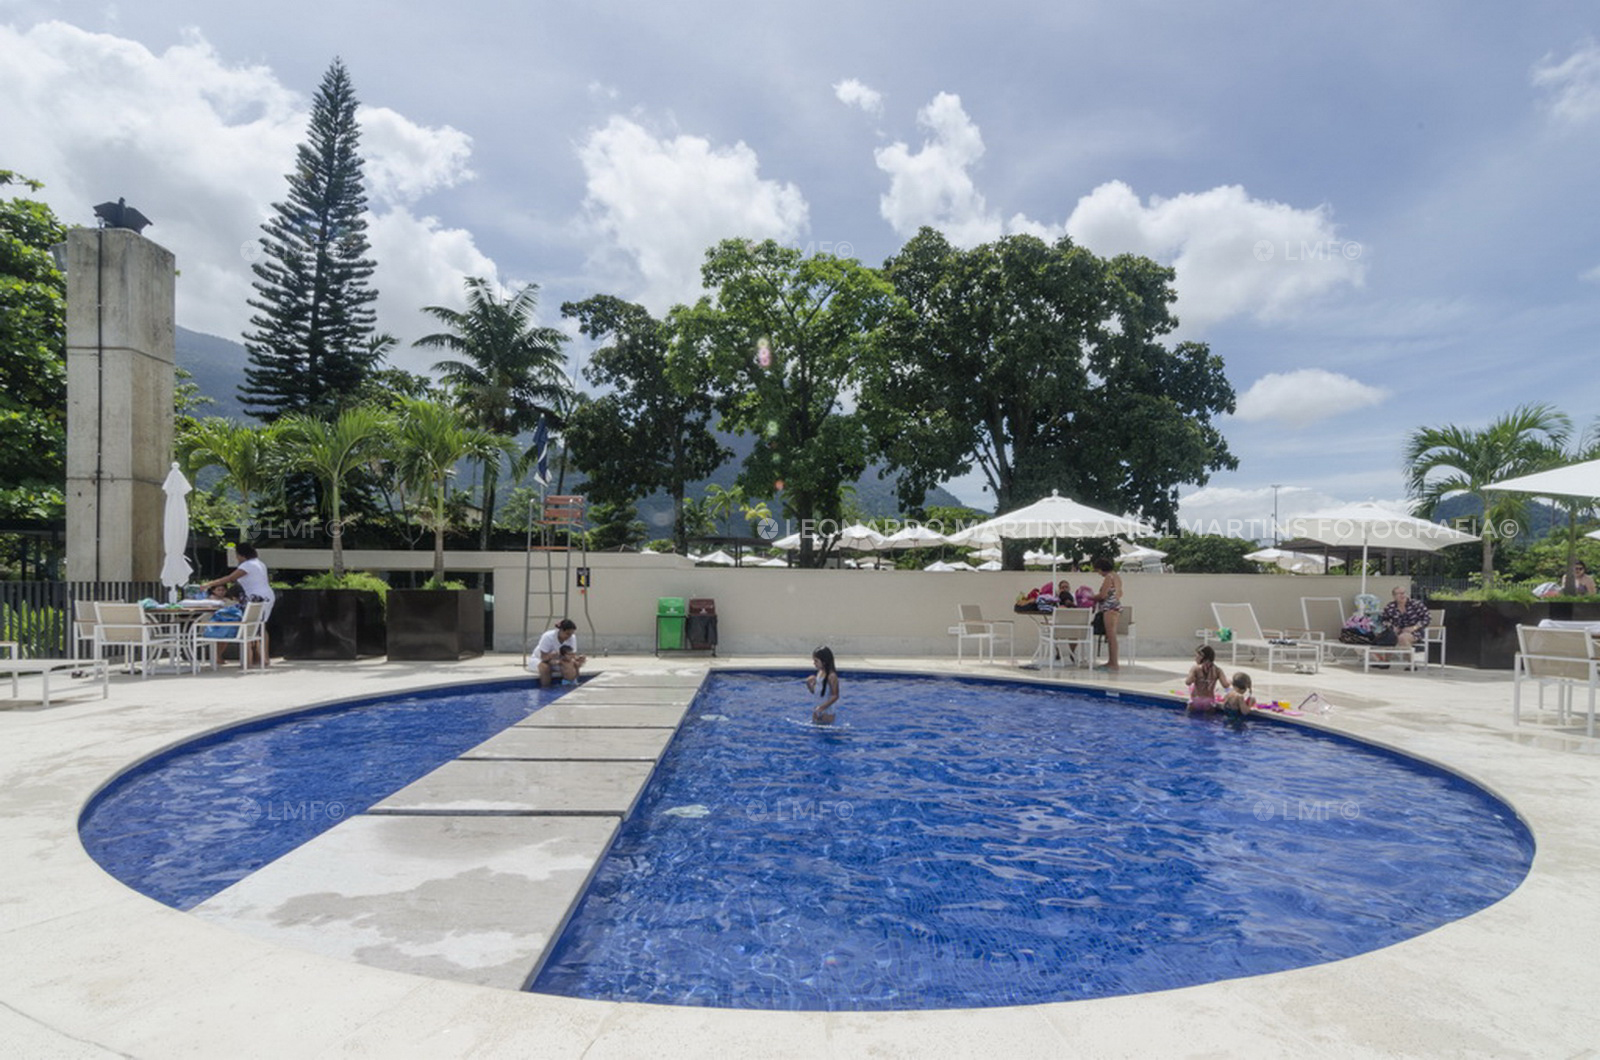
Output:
(531, 671), (1533, 1010)
(78, 679), (572, 910)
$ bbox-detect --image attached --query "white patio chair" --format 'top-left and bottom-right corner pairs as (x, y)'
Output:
(1424, 608), (1447, 668)
(93, 603), (191, 678)
(1514, 625), (1599, 736)
(1041, 608), (1093, 674)
(948, 604), (1014, 664)
(72, 598), (99, 660)
(194, 601), (267, 672)
(1210, 602), (1319, 673)
(1092, 604), (1137, 668)
(1300, 596), (1423, 672)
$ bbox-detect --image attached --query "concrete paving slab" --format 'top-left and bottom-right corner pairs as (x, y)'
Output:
(192, 814), (617, 990)
(560, 686), (698, 705)
(464, 725), (673, 761)
(516, 703), (686, 728)
(585, 670), (707, 688)
(371, 758), (656, 815)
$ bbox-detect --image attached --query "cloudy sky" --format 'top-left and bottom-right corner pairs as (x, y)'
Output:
(4, 2), (1597, 536)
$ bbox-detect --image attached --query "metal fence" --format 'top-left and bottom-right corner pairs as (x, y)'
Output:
(0, 581), (164, 658)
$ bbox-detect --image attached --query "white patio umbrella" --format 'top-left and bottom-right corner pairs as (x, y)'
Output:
(923, 559), (961, 572)
(883, 524), (951, 549)
(833, 523), (891, 551)
(771, 531), (809, 550)
(1486, 457), (1600, 498)
(1281, 502), (1478, 593)
(160, 462), (193, 602)
(955, 490), (1157, 575)
(757, 556), (790, 567)
(975, 560), (1004, 571)
(966, 546), (1003, 561)
(1243, 547), (1344, 575)
(697, 549), (738, 566)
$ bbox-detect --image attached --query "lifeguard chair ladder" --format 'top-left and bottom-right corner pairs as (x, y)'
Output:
(522, 494), (587, 664)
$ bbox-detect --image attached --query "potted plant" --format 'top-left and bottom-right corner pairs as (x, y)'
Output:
(270, 407), (393, 659)
(384, 398), (513, 660)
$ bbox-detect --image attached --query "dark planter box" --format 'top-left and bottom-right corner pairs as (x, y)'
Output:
(269, 589), (387, 660)
(1439, 600), (1549, 670)
(386, 588), (485, 661)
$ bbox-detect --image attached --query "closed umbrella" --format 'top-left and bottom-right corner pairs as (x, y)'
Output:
(1281, 502), (1477, 594)
(160, 462), (193, 603)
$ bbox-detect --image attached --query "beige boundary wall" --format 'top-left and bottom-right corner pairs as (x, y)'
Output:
(258, 548), (1405, 658)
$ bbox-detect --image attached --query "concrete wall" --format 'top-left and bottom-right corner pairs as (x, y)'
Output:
(65, 227), (177, 582)
(257, 548), (1404, 658)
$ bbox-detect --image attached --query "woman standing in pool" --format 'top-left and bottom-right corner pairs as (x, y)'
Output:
(1092, 555), (1124, 671)
(805, 646), (840, 725)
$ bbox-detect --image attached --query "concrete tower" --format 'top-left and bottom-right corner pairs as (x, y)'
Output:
(64, 226), (177, 583)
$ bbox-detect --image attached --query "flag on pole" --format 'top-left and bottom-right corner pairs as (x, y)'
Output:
(531, 417), (550, 486)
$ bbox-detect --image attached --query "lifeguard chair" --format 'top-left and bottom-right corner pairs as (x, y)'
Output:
(522, 494), (588, 665)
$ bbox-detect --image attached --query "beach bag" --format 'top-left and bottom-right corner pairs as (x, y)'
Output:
(1075, 586), (1096, 609)
(1374, 629), (1399, 647)
(202, 604), (244, 639)
(1092, 611), (1106, 635)
(1339, 628), (1376, 645)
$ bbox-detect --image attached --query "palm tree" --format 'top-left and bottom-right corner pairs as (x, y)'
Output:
(278, 407), (393, 577)
(1405, 403), (1572, 585)
(391, 398), (515, 584)
(177, 418), (282, 536)
(414, 277), (572, 548)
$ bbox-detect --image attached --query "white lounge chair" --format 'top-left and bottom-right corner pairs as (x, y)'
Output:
(1301, 596), (1424, 672)
(1514, 625), (1599, 736)
(1424, 608), (1447, 668)
(1210, 602), (1320, 673)
(2, 657), (110, 707)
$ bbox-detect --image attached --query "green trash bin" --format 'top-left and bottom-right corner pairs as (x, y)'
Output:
(657, 597), (686, 651)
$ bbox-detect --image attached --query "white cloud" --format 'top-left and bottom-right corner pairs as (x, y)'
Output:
(833, 78), (883, 116)
(1232, 368), (1388, 425)
(1581, 264), (1600, 284)
(1064, 181), (1365, 332)
(874, 92), (1001, 247)
(1533, 40), (1600, 123)
(871, 94), (1363, 331)
(357, 106), (475, 206)
(364, 209), (502, 370)
(0, 22), (496, 350)
(576, 115), (809, 313)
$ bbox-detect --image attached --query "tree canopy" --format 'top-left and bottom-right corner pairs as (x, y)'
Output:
(674, 238), (897, 565)
(0, 171), (68, 522)
(240, 58), (381, 420)
(862, 228), (1236, 536)
(562, 295), (726, 554)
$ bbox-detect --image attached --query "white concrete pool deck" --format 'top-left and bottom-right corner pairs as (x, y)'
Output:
(3, 652), (1599, 1057)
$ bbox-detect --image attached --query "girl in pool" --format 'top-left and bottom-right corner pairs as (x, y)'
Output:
(1221, 671), (1255, 716)
(805, 646), (840, 725)
(1186, 645), (1228, 712)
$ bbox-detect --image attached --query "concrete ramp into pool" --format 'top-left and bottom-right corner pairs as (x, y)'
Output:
(189, 666), (707, 990)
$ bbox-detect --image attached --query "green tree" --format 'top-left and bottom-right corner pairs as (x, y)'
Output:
(585, 499), (648, 551)
(0, 171), (68, 521)
(391, 398), (514, 584)
(562, 295), (727, 555)
(674, 239), (897, 566)
(1153, 534), (1258, 573)
(176, 417), (284, 537)
(862, 229), (1236, 545)
(240, 59), (381, 421)
(418, 277), (572, 548)
(1405, 403), (1571, 586)
(278, 406), (392, 576)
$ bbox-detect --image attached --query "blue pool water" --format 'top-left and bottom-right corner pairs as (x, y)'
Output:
(531, 672), (1533, 1010)
(78, 679), (570, 909)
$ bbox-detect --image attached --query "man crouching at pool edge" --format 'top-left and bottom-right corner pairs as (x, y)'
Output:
(531, 618), (587, 687)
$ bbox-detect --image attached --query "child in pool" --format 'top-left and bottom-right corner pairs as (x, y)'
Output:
(1221, 671), (1255, 716)
(804, 645), (840, 725)
(1186, 645), (1228, 712)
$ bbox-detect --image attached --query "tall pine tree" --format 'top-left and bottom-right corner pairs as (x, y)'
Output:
(240, 58), (380, 421)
